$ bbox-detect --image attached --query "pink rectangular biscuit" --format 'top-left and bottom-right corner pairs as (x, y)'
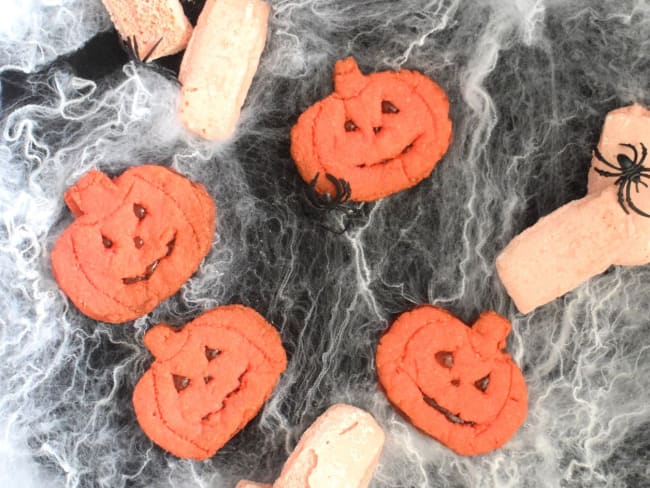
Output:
(496, 103), (650, 314)
(496, 186), (629, 314)
(101, 0), (192, 60)
(178, 0), (270, 140)
(274, 404), (385, 488)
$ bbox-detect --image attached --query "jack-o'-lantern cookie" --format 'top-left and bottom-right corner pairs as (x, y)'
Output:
(51, 166), (215, 323)
(133, 305), (287, 460)
(376, 305), (527, 455)
(291, 57), (452, 202)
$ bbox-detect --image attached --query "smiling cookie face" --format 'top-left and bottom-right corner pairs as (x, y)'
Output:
(376, 306), (527, 455)
(291, 57), (452, 201)
(51, 166), (215, 323)
(132, 305), (287, 460)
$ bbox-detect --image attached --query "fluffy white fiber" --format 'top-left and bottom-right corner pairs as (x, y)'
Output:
(0, 0), (110, 74)
(1, 0), (649, 487)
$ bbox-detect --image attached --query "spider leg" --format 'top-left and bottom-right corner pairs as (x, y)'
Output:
(620, 143), (639, 165)
(633, 172), (650, 193)
(324, 174), (351, 204)
(325, 173), (344, 203)
(317, 218), (347, 235)
(338, 215), (353, 234)
(594, 168), (622, 178)
(617, 181), (630, 215)
(319, 200), (369, 234)
(140, 37), (163, 63)
(131, 36), (140, 61)
(308, 173), (319, 190)
(305, 173), (327, 209)
(639, 142), (647, 167)
(122, 36), (138, 62)
(316, 204), (351, 234)
(340, 179), (351, 203)
(593, 146), (621, 171)
(626, 180), (650, 217)
(118, 35), (180, 85)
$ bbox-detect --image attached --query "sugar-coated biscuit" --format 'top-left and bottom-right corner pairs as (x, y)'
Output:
(178, 0), (270, 140)
(240, 404), (384, 488)
(497, 103), (650, 313)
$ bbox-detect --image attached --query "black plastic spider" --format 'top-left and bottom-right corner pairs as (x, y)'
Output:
(303, 173), (366, 234)
(306, 173), (351, 208)
(120, 36), (180, 83)
(593, 142), (650, 217)
(123, 36), (163, 64)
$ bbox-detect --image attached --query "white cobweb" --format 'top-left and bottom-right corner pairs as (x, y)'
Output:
(0, 0), (649, 487)
(0, 0), (110, 74)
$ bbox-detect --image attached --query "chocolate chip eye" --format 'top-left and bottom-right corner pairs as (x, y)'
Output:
(474, 375), (490, 392)
(133, 203), (146, 220)
(435, 351), (454, 369)
(344, 120), (358, 131)
(172, 375), (190, 392)
(205, 346), (221, 361)
(165, 237), (176, 257)
(101, 235), (113, 248)
(381, 100), (399, 114)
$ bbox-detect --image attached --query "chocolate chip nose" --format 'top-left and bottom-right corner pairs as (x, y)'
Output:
(373, 126), (382, 134)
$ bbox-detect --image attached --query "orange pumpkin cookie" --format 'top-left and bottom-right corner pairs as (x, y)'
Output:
(51, 166), (215, 323)
(133, 305), (287, 460)
(290, 57), (452, 202)
(376, 305), (527, 455)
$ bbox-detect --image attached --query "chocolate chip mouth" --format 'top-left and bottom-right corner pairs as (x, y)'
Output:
(422, 392), (475, 426)
(122, 234), (177, 285)
(200, 369), (247, 423)
(355, 138), (417, 169)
